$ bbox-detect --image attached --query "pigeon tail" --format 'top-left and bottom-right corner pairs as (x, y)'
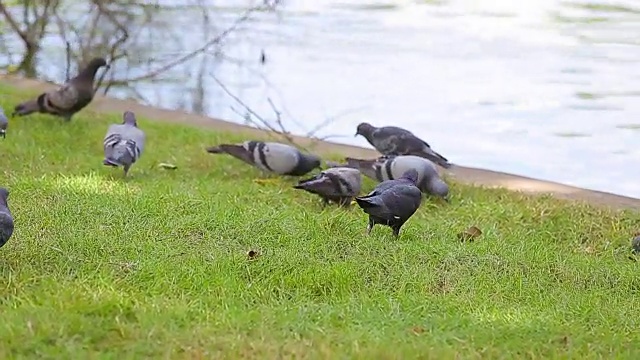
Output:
(205, 146), (224, 154)
(345, 157), (377, 171)
(213, 144), (255, 165)
(413, 148), (452, 169)
(293, 175), (324, 190)
(12, 99), (40, 117)
(325, 160), (346, 168)
(206, 144), (247, 155)
(104, 139), (136, 168)
(103, 158), (121, 167)
(355, 195), (383, 209)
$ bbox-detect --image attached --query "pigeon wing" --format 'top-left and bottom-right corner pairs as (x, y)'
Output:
(261, 142), (299, 174)
(46, 83), (81, 112)
(383, 185), (423, 220)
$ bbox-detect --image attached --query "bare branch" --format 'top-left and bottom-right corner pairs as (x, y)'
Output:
(0, 1), (30, 46)
(105, 5), (264, 85)
(92, 0), (130, 92)
(266, 97), (292, 139)
(212, 75), (300, 147)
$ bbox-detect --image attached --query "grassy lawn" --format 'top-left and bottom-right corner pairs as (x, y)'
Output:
(0, 83), (639, 359)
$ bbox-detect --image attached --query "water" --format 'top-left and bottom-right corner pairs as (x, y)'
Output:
(5, 0), (640, 198)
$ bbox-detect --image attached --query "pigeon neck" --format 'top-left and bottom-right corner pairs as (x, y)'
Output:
(296, 155), (320, 174)
(77, 65), (101, 82)
(361, 129), (377, 144)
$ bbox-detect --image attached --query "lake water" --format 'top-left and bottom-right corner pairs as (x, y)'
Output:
(8, 0), (640, 198)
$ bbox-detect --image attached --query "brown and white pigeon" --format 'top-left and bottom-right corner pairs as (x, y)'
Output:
(355, 169), (423, 238)
(293, 167), (362, 207)
(13, 57), (109, 121)
(206, 141), (321, 177)
(0, 188), (14, 249)
(355, 122), (451, 168)
(344, 155), (450, 201)
(103, 111), (145, 177)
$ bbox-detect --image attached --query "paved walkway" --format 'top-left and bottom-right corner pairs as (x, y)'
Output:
(3, 75), (639, 210)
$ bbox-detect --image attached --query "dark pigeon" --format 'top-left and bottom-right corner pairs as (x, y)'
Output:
(206, 141), (321, 176)
(0, 106), (7, 138)
(355, 168), (423, 238)
(13, 57), (109, 121)
(345, 155), (450, 201)
(293, 167), (362, 207)
(0, 188), (14, 249)
(632, 235), (640, 255)
(103, 111), (146, 177)
(355, 122), (451, 169)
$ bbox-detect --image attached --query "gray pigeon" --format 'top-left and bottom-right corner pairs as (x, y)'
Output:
(0, 188), (14, 249)
(103, 111), (145, 177)
(0, 107), (7, 139)
(293, 167), (362, 207)
(632, 235), (640, 254)
(355, 168), (423, 238)
(345, 155), (450, 201)
(13, 57), (109, 121)
(355, 122), (451, 169)
(206, 141), (322, 176)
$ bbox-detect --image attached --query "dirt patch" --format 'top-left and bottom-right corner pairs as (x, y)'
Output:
(3, 74), (639, 210)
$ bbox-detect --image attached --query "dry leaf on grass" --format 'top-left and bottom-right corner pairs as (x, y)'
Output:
(253, 179), (280, 186)
(159, 163), (177, 170)
(458, 225), (482, 242)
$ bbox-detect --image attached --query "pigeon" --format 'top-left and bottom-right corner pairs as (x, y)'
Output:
(103, 111), (145, 177)
(355, 122), (452, 169)
(206, 141), (322, 176)
(632, 235), (640, 255)
(0, 107), (8, 139)
(0, 188), (14, 249)
(345, 155), (450, 201)
(13, 57), (109, 121)
(293, 167), (362, 207)
(355, 168), (423, 238)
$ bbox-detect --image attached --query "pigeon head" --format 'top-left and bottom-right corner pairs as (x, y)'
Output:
(428, 178), (450, 202)
(0, 188), (8, 205)
(355, 122), (375, 137)
(122, 111), (138, 127)
(399, 168), (420, 184)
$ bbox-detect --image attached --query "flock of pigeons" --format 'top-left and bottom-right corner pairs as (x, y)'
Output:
(0, 57), (454, 249)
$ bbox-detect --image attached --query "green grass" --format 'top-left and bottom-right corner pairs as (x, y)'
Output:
(1, 83), (640, 359)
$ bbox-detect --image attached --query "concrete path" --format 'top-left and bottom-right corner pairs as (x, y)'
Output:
(3, 75), (639, 210)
